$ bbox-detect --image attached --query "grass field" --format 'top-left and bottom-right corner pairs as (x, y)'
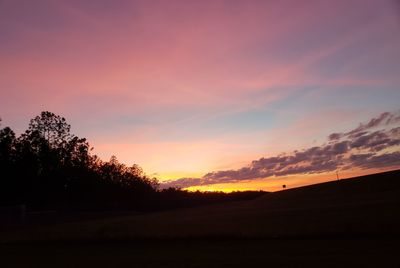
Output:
(2, 238), (399, 267)
(1, 170), (400, 267)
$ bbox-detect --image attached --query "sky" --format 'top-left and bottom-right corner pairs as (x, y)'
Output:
(1, 0), (400, 191)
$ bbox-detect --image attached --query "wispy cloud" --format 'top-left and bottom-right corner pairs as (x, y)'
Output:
(329, 111), (400, 140)
(162, 111), (400, 188)
(1, 1), (399, 180)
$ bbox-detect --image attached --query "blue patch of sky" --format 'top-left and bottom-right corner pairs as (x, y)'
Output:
(205, 108), (276, 133)
(310, 25), (400, 80)
(271, 85), (400, 117)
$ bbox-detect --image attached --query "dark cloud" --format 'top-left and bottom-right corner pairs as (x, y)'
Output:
(328, 133), (342, 141)
(350, 131), (390, 150)
(389, 127), (400, 136)
(349, 152), (400, 170)
(161, 111), (400, 189)
(346, 111), (400, 136)
(348, 131), (369, 139)
(162, 177), (203, 189)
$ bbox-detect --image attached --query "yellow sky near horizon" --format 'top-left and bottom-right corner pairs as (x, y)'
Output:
(183, 167), (398, 193)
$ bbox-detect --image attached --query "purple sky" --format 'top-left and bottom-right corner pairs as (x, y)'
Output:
(1, 0), (399, 190)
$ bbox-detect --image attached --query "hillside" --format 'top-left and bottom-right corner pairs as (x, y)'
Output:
(1, 170), (400, 267)
(2, 169), (400, 242)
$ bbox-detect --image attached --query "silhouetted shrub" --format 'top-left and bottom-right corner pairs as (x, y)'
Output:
(0, 112), (264, 212)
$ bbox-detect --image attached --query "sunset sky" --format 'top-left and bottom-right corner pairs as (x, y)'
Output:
(1, 0), (400, 191)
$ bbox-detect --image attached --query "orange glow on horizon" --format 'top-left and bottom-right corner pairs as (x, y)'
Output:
(181, 167), (399, 193)
(1, 1), (399, 194)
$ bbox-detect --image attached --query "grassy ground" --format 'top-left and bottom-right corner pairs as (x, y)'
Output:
(1, 238), (399, 267)
(1, 170), (399, 267)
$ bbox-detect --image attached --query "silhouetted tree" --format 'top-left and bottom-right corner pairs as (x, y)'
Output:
(0, 112), (262, 213)
(0, 122), (16, 164)
(25, 111), (71, 147)
(0, 120), (18, 205)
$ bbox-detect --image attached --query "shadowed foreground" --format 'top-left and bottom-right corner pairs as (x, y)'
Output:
(1, 238), (399, 268)
(1, 170), (400, 267)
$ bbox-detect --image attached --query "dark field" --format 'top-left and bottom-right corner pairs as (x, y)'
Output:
(1, 170), (400, 267)
(1, 238), (399, 268)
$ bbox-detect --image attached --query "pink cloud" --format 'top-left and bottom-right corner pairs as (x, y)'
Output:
(163, 111), (400, 189)
(2, 0), (397, 115)
(1, 0), (399, 189)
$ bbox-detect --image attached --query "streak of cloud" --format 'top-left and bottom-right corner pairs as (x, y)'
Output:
(162, 111), (400, 188)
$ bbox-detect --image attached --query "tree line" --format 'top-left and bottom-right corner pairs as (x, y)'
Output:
(0, 112), (264, 212)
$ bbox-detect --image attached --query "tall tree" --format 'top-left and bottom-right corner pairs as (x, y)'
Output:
(25, 111), (71, 147)
(0, 112), (159, 209)
(0, 120), (16, 164)
(0, 119), (17, 204)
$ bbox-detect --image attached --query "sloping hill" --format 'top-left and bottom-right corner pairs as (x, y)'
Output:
(2, 169), (400, 242)
(2, 170), (400, 268)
